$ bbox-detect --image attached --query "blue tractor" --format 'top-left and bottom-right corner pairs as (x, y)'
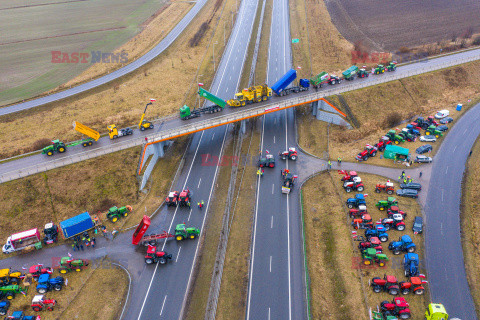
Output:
(0, 300), (10, 315)
(365, 224), (389, 242)
(404, 253), (420, 277)
(4, 311), (39, 320)
(388, 235), (416, 255)
(36, 274), (64, 294)
(346, 194), (366, 209)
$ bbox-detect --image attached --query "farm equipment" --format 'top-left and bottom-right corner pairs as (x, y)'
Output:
(386, 62), (397, 72)
(376, 197), (398, 210)
(343, 176), (365, 192)
(165, 191), (179, 207)
(279, 147), (298, 160)
(356, 144), (378, 161)
(4, 311), (40, 320)
(375, 181), (395, 194)
(425, 125), (443, 138)
(227, 84), (272, 107)
(380, 297), (412, 319)
(342, 65), (358, 81)
(107, 124), (133, 139)
(405, 124), (420, 136)
(42, 223), (58, 245)
(36, 274), (64, 294)
(356, 236), (383, 253)
(144, 245), (173, 265)
(386, 130), (405, 144)
(425, 303), (449, 320)
(365, 224), (389, 242)
(339, 170), (358, 182)
(31, 295), (56, 311)
(351, 214), (373, 230)
(374, 64), (385, 74)
(258, 154), (275, 168)
(411, 117), (429, 130)
(349, 204), (368, 218)
(132, 216), (201, 245)
(346, 194), (366, 209)
(175, 223), (200, 241)
(0, 300), (10, 315)
(179, 189), (192, 207)
(271, 69), (309, 96)
(72, 121), (101, 147)
(28, 265), (52, 279)
(281, 169), (297, 194)
(106, 205), (132, 222)
(0, 270), (24, 286)
(389, 235), (416, 255)
(403, 253), (420, 277)
(399, 129), (416, 142)
(381, 214), (406, 231)
(310, 71), (341, 88)
(361, 248), (388, 267)
(372, 311), (398, 320)
(370, 275), (400, 295)
(58, 256), (89, 274)
(388, 206), (407, 219)
(41, 140), (66, 156)
(426, 116), (439, 126)
(0, 285), (25, 300)
(358, 67), (369, 78)
(399, 276), (427, 295)
(375, 136), (392, 152)
(59, 212), (95, 239)
(139, 101), (155, 131)
(180, 87), (225, 120)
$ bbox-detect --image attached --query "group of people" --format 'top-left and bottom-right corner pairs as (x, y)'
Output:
(399, 170), (413, 184)
(72, 231), (96, 251)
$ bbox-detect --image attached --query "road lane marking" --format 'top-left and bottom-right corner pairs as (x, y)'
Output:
(271, 216), (273, 228)
(285, 108), (292, 320)
(212, 133), (215, 140)
(268, 308), (271, 320)
(160, 295), (167, 316)
(273, 136), (275, 144)
(445, 166), (449, 175)
(272, 184), (274, 194)
(198, 178), (202, 188)
(440, 223), (443, 236)
(269, 256), (272, 272)
(453, 145), (457, 152)
(188, 209), (192, 221)
(176, 247), (182, 263)
(464, 128), (468, 135)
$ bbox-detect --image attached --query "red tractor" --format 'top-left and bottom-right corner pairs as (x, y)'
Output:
(370, 275), (400, 295)
(178, 189), (191, 208)
(165, 191), (179, 207)
(399, 276), (427, 295)
(380, 297), (411, 319)
(343, 177), (365, 192)
(387, 206), (407, 219)
(426, 116), (439, 126)
(144, 245), (173, 265)
(356, 144), (378, 161)
(28, 265), (53, 279)
(357, 236), (383, 253)
(381, 214), (406, 231)
(31, 295), (56, 311)
(339, 170), (358, 182)
(279, 147), (298, 161)
(375, 181), (395, 195)
(375, 136), (392, 152)
(349, 205), (367, 218)
(351, 214), (373, 230)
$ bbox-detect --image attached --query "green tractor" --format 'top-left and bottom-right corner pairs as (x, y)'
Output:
(0, 285), (25, 300)
(42, 140), (66, 156)
(357, 68), (369, 78)
(58, 257), (89, 274)
(175, 224), (200, 241)
(361, 248), (389, 267)
(374, 64), (385, 74)
(425, 125), (443, 138)
(372, 310), (398, 320)
(386, 62), (397, 72)
(376, 197), (398, 211)
(386, 130), (405, 145)
(106, 205), (132, 223)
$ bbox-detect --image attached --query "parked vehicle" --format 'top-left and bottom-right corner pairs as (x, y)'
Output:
(412, 216), (423, 234)
(0, 300), (10, 315)
(356, 144), (378, 161)
(107, 125), (133, 139)
(2, 229), (41, 254)
(0, 270), (24, 286)
(43, 223), (58, 245)
(343, 176), (365, 192)
(0, 285), (25, 300)
(349, 205), (368, 218)
(370, 275), (400, 295)
(425, 125), (443, 138)
(165, 191), (179, 207)
(258, 154), (275, 168)
(389, 235), (416, 255)
(36, 274), (64, 294)
(403, 253), (420, 277)
(416, 145), (432, 154)
(365, 224), (389, 242)
(439, 117), (453, 124)
(436, 125), (448, 132)
(381, 214), (406, 231)
(339, 170), (358, 182)
(376, 197), (398, 211)
(375, 181), (394, 195)
(400, 182), (422, 191)
(396, 189), (418, 199)
(356, 236), (382, 253)
(375, 136), (392, 151)
(351, 214), (373, 230)
(227, 84), (272, 107)
(58, 257), (89, 274)
(399, 275), (428, 295)
(106, 205), (132, 223)
(342, 65), (359, 80)
(380, 297), (412, 319)
(279, 147), (298, 160)
(346, 194), (367, 209)
(361, 248), (388, 267)
(414, 155), (433, 163)
(419, 135), (436, 142)
(281, 169), (297, 194)
(28, 265), (53, 279)
(434, 109), (450, 119)
(271, 69), (309, 96)
(31, 295), (56, 311)
(310, 71), (341, 88)
(59, 212), (94, 239)
(425, 303), (449, 320)
(4, 311), (40, 320)
(178, 189), (192, 207)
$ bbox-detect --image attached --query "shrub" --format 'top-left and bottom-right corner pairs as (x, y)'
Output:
(473, 36), (480, 46)
(383, 112), (403, 129)
(32, 138), (51, 151)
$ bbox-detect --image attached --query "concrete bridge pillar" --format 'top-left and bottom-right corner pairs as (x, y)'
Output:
(139, 140), (173, 190)
(312, 99), (352, 128)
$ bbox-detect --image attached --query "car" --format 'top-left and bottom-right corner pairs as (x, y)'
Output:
(436, 125), (448, 132)
(412, 216), (423, 234)
(396, 189), (418, 198)
(416, 144), (432, 154)
(400, 182), (422, 191)
(414, 155), (433, 163)
(419, 135), (436, 142)
(434, 109), (450, 119)
(439, 117), (453, 124)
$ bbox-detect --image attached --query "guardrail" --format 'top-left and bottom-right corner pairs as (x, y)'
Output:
(2, 52), (480, 183)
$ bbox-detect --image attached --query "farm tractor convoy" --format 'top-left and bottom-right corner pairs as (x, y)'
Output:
(279, 147), (298, 160)
(144, 245), (173, 265)
(258, 154), (275, 168)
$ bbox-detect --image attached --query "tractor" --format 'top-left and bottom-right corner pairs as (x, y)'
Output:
(370, 275), (400, 295)
(399, 129), (416, 142)
(36, 274), (64, 294)
(179, 189), (192, 208)
(358, 67), (369, 78)
(403, 253), (420, 277)
(28, 265), (53, 279)
(425, 125), (443, 138)
(386, 62), (397, 72)
(374, 64), (385, 74)
(389, 235), (416, 255)
(346, 194), (367, 209)
(58, 257), (89, 274)
(411, 117), (429, 130)
(381, 214), (406, 231)
(31, 295), (56, 311)
(144, 245), (173, 265)
(42, 140), (67, 156)
(351, 214), (373, 230)
(4, 311), (40, 320)
(375, 181), (395, 194)
(106, 205), (132, 222)
(356, 144), (378, 161)
(0, 301), (10, 315)
(175, 224), (200, 241)
(356, 236), (383, 253)
(43, 223), (58, 245)
(258, 154), (275, 168)
(343, 176), (365, 192)
(0, 285), (24, 300)
(399, 276), (427, 295)
(349, 204), (368, 218)
(386, 130), (405, 144)
(165, 191), (179, 207)
(365, 224), (389, 242)
(279, 147), (298, 160)
(405, 124), (420, 136)
(425, 303), (449, 320)
(361, 248), (388, 267)
(387, 206), (407, 219)
(380, 297), (412, 319)
(0, 269), (24, 286)
(281, 169), (297, 194)
(375, 136), (392, 152)
(426, 116), (439, 126)
(376, 197), (398, 211)
(339, 170), (358, 182)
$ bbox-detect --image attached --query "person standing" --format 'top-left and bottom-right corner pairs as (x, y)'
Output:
(337, 157), (342, 165)
(328, 160), (332, 170)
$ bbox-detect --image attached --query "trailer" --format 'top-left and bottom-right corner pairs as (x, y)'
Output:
(342, 65), (359, 81)
(132, 216), (200, 245)
(309, 71), (341, 88)
(2, 229), (41, 254)
(59, 212), (94, 239)
(271, 69), (310, 96)
(180, 87), (226, 120)
(73, 121), (100, 146)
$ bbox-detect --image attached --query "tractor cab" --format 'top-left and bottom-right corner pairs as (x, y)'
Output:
(425, 303), (448, 320)
(426, 116), (439, 126)
(165, 191), (179, 207)
(346, 193), (366, 209)
(386, 61), (397, 71)
(107, 125), (119, 139)
(43, 223), (58, 245)
(358, 67), (369, 78)
(179, 189), (191, 207)
(404, 252), (420, 277)
(374, 64), (385, 74)
(258, 154), (275, 168)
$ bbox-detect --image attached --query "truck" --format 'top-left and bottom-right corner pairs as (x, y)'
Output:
(2, 229), (41, 254)
(271, 69), (310, 96)
(342, 65), (359, 81)
(59, 212), (94, 239)
(310, 71), (341, 88)
(180, 87), (227, 120)
(107, 124), (133, 140)
(227, 84), (272, 107)
(73, 121), (100, 146)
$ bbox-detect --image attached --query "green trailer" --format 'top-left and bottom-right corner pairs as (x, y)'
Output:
(342, 65), (359, 80)
(198, 87), (226, 108)
(180, 87), (226, 120)
(309, 72), (340, 88)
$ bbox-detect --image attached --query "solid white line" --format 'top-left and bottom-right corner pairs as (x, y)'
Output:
(271, 216), (273, 228)
(285, 109), (292, 320)
(269, 256), (272, 272)
(175, 247), (182, 263)
(159, 295), (167, 316)
(464, 128), (468, 135)
(187, 209), (192, 221)
(272, 184), (274, 194)
(197, 178), (202, 189)
(268, 307), (271, 320)
(453, 145), (457, 152)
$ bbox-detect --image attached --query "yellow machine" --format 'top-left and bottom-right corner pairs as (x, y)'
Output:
(107, 124), (133, 139)
(0, 269), (23, 285)
(227, 84), (272, 107)
(139, 101), (155, 131)
(73, 121), (100, 146)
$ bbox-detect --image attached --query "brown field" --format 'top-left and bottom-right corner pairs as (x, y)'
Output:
(302, 172), (427, 320)
(325, 0), (480, 52)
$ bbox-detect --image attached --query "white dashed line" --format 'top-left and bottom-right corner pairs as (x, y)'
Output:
(159, 295), (167, 316)
(271, 216), (273, 228)
(176, 247), (182, 263)
(269, 256), (272, 272)
(197, 178), (202, 188)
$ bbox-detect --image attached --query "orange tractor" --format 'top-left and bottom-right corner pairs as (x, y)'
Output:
(375, 181), (395, 195)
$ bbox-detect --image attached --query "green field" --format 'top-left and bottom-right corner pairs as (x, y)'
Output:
(0, 0), (169, 106)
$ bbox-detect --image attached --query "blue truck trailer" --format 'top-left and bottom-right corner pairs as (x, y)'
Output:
(271, 69), (310, 96)
(59, 212), (94, 239)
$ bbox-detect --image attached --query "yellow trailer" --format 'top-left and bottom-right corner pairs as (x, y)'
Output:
(72, 121), (100, 147)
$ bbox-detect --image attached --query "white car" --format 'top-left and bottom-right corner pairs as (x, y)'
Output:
(419, 135), (437, 142)
(435, 109), (450, 119)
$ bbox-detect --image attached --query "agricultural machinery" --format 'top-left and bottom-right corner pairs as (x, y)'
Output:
(358, 67), (369, 78)
(258, 154), (275, 168)
(0, 285), (24, 300)
(361, 248), (388, 267)
(131, 216), (201, 245)
(399, 276), (427, 295)
(403, 253), (420, 277)
(179, 189), (192, 207)
(28, 265), (53, 279)
(144, 245), (173, 265)
(386, 62), (397, 72)
(375, 181), (394, 194)
(376, 197), (398, 211)
(106, 205), (132, 222)
(425, 125), (443, 138)
(343, 176), (365, 192)
(0, 269), (24, 286)
(356, 144), (378, 161)
(399, 129), (416, 142)
(281, 169), (297, 194)
(426, 115), (439, 126)
(349, 204), (368, 218)
(36, 274), (64, 294)
(31, 295), (56, 311)
(425, 303), (449, 320)
(405, 124), (420, 136)
(279, 147), (298, 160)
(0, 301), (9, 315)
(370, 275), (400, 295)
(386, 130), (405, 144)
(374, 64), (385, 74)
(365, 224), (389, 242)
(339, 170), (358, 182)
(372, 311), (398, 320)
(351, 214), (373, 230)
(389, 235), (416, 255)
(42, 140), (67, 156)
(4, 311), (40, 320)
(387, 206), (407, 219)
(380, 297), (411, 319)
(356, 236), (382, 253)
(346, 194), (366, 209)
(381, 214), (406, 231)
(58, 256), (89, 274)
(374, 136), (392, 152)
(43, 223), (58, 245)
(165, 191), (179, 207)
(175, 224), (200, 241)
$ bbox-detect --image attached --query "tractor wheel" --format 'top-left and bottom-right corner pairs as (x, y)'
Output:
(145, 258), (154, 264)
(347, 204), (354, 209)
(402, 288), (410, 295)
(0, 309), (6, 315)
(113, 135), (118, 139)
(383, 224), (390, 231)
(88, 141), (93, 146)
(141, 127), (145, 131)
(425, 131), (430, 135)
(33, 307), (41, 312)
(396, 225), (406, 231)
(82, 142), (88, 147)
(331, 80), (336, 85)
(375, 188), (381, 193)
(269, 163), (274, 168)
(190, 234), (196, 239)
(362, 259), (371, 266)
(10, 279), (17, 285)
(379, 236), (388, 242)
(388, 287), (399, 295)
(394, 141), (399, 145)
(6, 292), (14, 300)
(387, 190), (393, 195)
(393, 250), (400, 255)
(345, 187), (352, 193)
(59, 268), (68, 274)
(357, 186), (364, 192)
(59, 147), (66, 153)
(47, 151), (53, 156)
(75, 268), (82, 272)
(112, 216), (118, 223)
(290, 155), (297, 161)
(124, 212), (128, 217)
(404, 270), (409, 277)
(378, 261), (386, 267)
(159, 257), (167, 265)
(379, 207), (385, 211)
(47, 306), (54, 311)
(414, 288), (425, 295)
(176, 235), (184, 241)
(54, 285), (62, 291)
(372, 151), (377, 157)
(37, 287), (47, 294)
(373, 285), (382, 293)
(435, 135), (439, 138)
(407, 246), (416, 253)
